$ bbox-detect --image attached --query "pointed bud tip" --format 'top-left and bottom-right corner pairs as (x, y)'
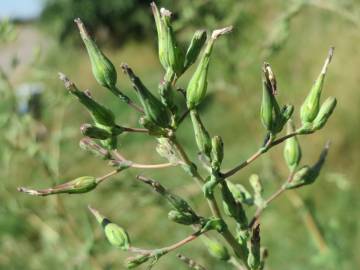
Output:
(321, 46), (335, 75)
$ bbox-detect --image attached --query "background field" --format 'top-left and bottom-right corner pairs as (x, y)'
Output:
(0, 1), (359, 269)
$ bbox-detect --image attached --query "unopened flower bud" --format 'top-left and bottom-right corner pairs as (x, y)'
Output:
(312, 96), (337, 131)
(190, 110), (211, 157)
(184, 30), (207, 71)
(211, 135), (224, 171)
(300, 47), (334, 124)
(186, 26), (232, 109)
(284, 141), (330, 189)
(74, 18), (117, 89)
(201, 237), (230, 261)
(80, 123), (112, 140)
(122, 64), (171, 128)
(88, 206), (130, 251)
(283, 120), (301, 172)
(160, 7), (184, 76)
(168, 210), (199, 225)
(260, 76), (274, 131)
(59, 73), (115, 128)
(18, 176), (98, 196)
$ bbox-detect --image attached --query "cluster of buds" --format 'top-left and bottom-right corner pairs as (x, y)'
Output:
(18, 2), (337, 270)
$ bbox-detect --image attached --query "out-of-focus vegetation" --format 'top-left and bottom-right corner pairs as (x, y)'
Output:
(1, 0), (360, 269)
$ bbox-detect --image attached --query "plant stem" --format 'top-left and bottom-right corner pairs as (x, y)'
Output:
(95, 168), (122, 184)
(223, 132), (299, 178)
(170, 136), (246, 262)
(249, 173), (294, 229)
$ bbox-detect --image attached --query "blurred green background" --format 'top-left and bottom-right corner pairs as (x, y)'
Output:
(0, 0), (359, 269)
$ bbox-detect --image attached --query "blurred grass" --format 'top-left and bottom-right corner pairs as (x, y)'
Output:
(1, 1), (360, 269)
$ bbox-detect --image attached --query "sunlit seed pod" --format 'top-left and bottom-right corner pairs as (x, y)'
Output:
(260, 77), (274, 131)
(186, 26), (232, 109)
(283, 120), (301, 172)
(211, 135), (224, 171)
(285, 142), (330, 189)
(158, 78), (177, 114)
(18, 176), (98, 196)
(201, 236), (230, 261)
(122, 64), (171, 128)
(168, 210), (198, 225)
(300, 47), (334, 124)
(74, 18), (117, 89)
(160, 8), (185, 76)
(183, 29), (207, 71)
(88, 206), (130, 251)
(59, 74), (116, 128)
(80, 123), (112, 140)
(190, 110), (212, 157)
(283, 165), (311, 189)
(151, 2), (169, 70)
(273, 104), (294, 134)
(312, 96), (337, 131)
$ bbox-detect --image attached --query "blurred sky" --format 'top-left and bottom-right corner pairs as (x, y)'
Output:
(0, 0), (43, 20)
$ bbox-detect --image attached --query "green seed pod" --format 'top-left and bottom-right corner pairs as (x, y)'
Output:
(160, 8), (184, 76)
(158, 79), (177, 114)
(74, 18), (117, 89)
(18, 176), (98, 196)
(260, 76), (274, 131)
(79, 137), (111, 160)
(151, 2), (169, 71)
(272, 104), (294, 134)
(247, 225), (261, 270)
(312, 96), (337, 131)
(80, 123), (112, 140)
(284, 141), (330, 189)
(283, 120), (301, 172)
(300, 47), (334, 124)
(59, 73), (115, 128)
(88, 206), (130, 251)
(184, 30), (207, 71)
(227, 181), (253, 206)
(168, 210), (198, 225)
(220, 182), (248, 230)
(122, 64), (171, 128)
(138, 176), (195, 214)
(186, 27), (232, 109)
(201, 237), (230, 261)
(211, 135), (224, 171)
(190, 110), (211, 157)
(126, 254), (150, 269)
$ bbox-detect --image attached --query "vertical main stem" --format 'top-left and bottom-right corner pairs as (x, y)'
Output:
(170, 137), (246, 263)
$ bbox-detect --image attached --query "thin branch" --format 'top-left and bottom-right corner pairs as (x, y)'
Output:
(249, 173), (294, 229)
